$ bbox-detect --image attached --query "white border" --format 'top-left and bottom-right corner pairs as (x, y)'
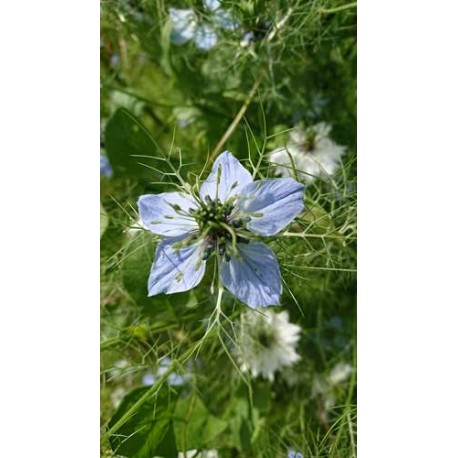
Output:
(0, 0), (100, 456)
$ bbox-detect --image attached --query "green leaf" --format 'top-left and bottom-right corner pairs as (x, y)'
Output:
(302, 202), (335, 233)
(252, 383), (271, 415)
(223, 395), (251, 452)
(108, 386), (178, 458)
(105, 108), (160, 179)
(169, 290), (199, 310)
(100, 202), (109, 238)
(174, 394), (228, 451)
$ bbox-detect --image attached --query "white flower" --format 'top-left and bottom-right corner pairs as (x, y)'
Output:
(328, 362), (353, 386)
(268, 122), (346, 183)
(238, 309), (301, 381)
(110, 386), (127, 409)
(312, 361), (354, 411)
(109, 359), (131, 380)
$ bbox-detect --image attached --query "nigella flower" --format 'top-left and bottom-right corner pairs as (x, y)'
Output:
(268, 122), (346, 183)
(288, 450), (304, 458)
(100, 154), (112, 178)
(237, 309), (301, 380)
(170, 0), (239, 51)
(137, 151), (304, 308)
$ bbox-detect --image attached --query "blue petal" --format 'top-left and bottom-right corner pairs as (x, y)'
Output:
(170, 8), (197, 45)
(240, 31), (254, 47)
(213, 9), (240, 30)
(200, 151), (253, 202)
(157, 357), (185, 386)
(220, 242), (281, 308)
(148, 236), (206, 296)
(237, 178), (305, 236)
(194, 23), (218, 50)
(288, 451), (304, 458)
(137, 192), (199, 237)
(142, 373), (156, 386)
(100, 155), (112, 178)
(204, 0), (221, 12)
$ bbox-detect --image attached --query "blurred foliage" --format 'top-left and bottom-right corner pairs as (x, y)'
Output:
(101, 0), (356, 457)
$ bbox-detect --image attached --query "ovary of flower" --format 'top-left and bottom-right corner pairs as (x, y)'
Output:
(137, 151), (305, 308)
(238, 309), (301, 381)
(268, 122), (346, 183)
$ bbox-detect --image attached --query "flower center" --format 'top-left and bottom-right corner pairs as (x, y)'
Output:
(193, 195), (234, 232)
(302, 129), (317, 152)
(257, 327), (278, 349)
(191, 196), (250, 262)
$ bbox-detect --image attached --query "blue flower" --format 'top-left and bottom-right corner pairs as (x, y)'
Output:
(169, 1), (239, 51)
(137, 151), (304, 308)
(142, 357), (185, 387)
(100, 154), (112, 178)
(288, 450), (304, 458)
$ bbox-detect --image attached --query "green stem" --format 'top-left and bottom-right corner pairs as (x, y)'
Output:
(206, 77), (263, 170)
(101, 345), (196, 442)
(319, 2), (357, 14)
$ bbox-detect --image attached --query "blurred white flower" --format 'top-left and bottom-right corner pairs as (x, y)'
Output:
(329, 362), (353, 385)
(172, 106), (202, 128)
(312, 361), (354, 411)
(110, 386), (127, 409)
(109, 359), (133, 383)
(178, 449), (218, 458)
(268, 122), (346, 183)
(110, 90), (144, 116)
(238, 310), (301, 381)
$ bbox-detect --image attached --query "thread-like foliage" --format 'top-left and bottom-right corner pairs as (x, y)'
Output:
(101, 1), (356, 456)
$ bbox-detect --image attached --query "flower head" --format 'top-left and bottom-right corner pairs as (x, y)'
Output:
(170, 1), (239, 51)
(288, 451), (304, 458)
(137, 151), (304, 308)
(269, 122), (346, 183)
(237, 309), (301, 381)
